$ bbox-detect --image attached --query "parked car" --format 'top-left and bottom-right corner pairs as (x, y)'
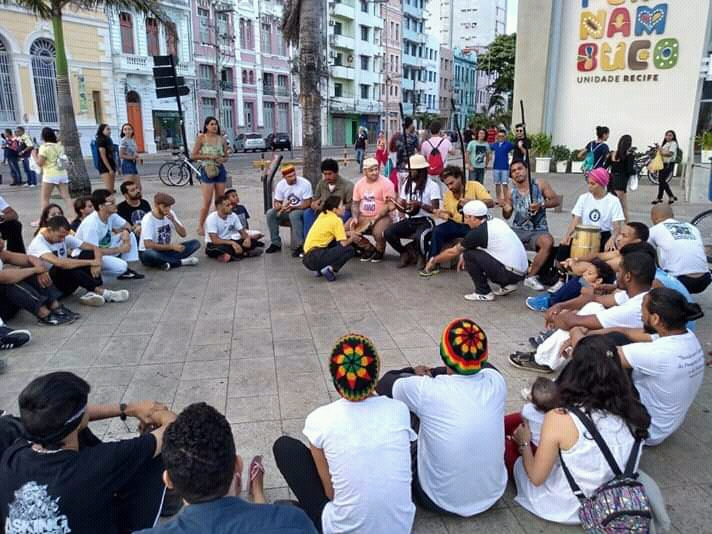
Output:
(234, 133), (245, 152)
(242, 132), (267, 152)
(265, 132), (292, 151)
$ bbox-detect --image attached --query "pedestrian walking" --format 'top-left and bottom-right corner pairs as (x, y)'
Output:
(355, 127), (368, 173)
(652, 130), (679, 205)
(119, 123), (142, 189)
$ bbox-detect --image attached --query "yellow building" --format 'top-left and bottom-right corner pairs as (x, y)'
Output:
(0, 5), (116, 153)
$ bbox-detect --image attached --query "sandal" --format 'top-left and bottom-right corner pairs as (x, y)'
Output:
(249, 455), (265, 483)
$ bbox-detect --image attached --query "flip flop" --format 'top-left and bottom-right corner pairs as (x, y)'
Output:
(249, 455), (265, 483)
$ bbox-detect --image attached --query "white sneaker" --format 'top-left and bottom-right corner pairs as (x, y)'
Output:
(103, 289), (129, 303)
(464, 292), (495, 302)
(161, 262), (172, 271)
(493, 284), (518, 296)
(181, 257), (199, 266)
(79, 292), (105, 306)
(524, 276), (545, 291)
(548, 280), (565, 293)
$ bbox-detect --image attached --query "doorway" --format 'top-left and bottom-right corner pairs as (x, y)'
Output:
(126, 91), (145, 152)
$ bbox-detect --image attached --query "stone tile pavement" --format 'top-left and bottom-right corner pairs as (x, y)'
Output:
(0, 167), (710, 533)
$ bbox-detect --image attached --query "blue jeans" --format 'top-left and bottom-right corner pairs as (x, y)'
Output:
(139, 240), (201, 268)
(355, 148), (365, 172)
(549, 277), (583, 305)
(429, 219), (469, 259)
(21, 158), (37, 185)
(469, 168), (485, 183)
(266, 208), (304, 249)
(303, 208), (351, 239)
(6, 156), (21, 184)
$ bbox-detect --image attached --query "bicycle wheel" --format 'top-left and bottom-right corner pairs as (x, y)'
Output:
(691, 209), (712, 264)
(167, 162), (192, 186)
(647, 169), (660, 185)
(159, 162), (177, 186)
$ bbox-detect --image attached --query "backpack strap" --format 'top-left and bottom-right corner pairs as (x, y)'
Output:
(558, 450), (586, 503)
(435, 137), (445, 150)
(568, 406), (623, 478)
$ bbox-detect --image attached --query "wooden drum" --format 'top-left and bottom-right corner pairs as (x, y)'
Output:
(570, 225), (601, 258)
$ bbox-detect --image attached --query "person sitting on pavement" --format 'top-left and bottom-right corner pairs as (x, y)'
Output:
(384, 154), (441, 269)
(428, 200), (528, 302)
(648, 204), (711, 294)
(0, 194), (25, 253)
(420, 165), (494, 276)
(117, 180), (151, 235)
(138, 193), (201, 271)
(70, 196), (94, 232)
(509, 251), (655, 374)
(302, 196), (358, 281)
(135, 402), (317, 534)
(376, 318), (507, 517)
(28, 215), (129, 306)
(225, 189), (264, 245)
(265, 164), (313, 257)
(501, 160), (561, 290)
(348, 157), (396, 263)
(0, 371), (177, 534)
(558, 167), (625, 258)
(303, 158), (354, 238)
(273, 334), (416, 534)
(508, 335), (650, 526)
(75, 188), (144, 280)
(205, 195), (262, 263)
(0, 317), (31, 374)
(0, 237), (77, 325)
(32, 203), (64, 237)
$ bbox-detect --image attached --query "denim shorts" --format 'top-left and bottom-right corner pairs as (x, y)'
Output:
(199, 164), (227, 184)
(121, 160), (138, 175)
(493, 169), (510, 185)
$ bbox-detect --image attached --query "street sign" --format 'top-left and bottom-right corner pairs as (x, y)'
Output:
(155, 76), (185, 89)
(153, 66), (177, 78)
(153, 55), (175, 66)
(156, 86), (190, 99)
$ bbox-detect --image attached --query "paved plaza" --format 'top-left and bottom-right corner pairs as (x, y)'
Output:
(0, 164), (710, 533)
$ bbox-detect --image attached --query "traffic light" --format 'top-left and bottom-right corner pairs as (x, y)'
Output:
(153, 55), (189, 99)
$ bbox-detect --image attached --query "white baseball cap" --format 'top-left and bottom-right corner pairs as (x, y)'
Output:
(462, 200), (488, 217)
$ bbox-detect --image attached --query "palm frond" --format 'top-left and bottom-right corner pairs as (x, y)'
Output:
(4, 0), (54, 19)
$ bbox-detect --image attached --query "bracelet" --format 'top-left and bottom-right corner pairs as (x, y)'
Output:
(517, 441), (529, 450)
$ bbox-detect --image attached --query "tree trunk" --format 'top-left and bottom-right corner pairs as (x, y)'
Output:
(51, 11), (92, 196)
(298, 0), (322, 187)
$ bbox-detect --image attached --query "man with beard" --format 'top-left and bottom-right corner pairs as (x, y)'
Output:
(117, 181), (150, 236)
(302, 159), (353, 238)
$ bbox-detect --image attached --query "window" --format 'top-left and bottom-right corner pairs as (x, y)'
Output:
(360, 0), (368, 13)
(263, 101), (274, 129)
(165, 21), (177, 56)
(334, 82), (343, 97)
(249, 70), (255, 84)
(244, 101), (254, 129)
(277, 102), (289, 131)
(390, 22), (394, 38)
(202, 98), (216, 121)
(334, 53), (343, 66)
(395, 23), (399, 39)
(334, 22), (342, 35)
(217, 12), (229, 44)
(198, 8), (210, 44)
(30, 38), (58, 123)
(239, 19), (246, 48)
(242, 69), (248, 83)
(221, 68), (233, 91)
(261, 23), (272, 53)
(360, 84), (368, 99)
(222, 99), (234, 129)
(199, 64), (214, 90)
(0, 39), (16, 122)
(263, 72), (274, 94)
(240, 18), (254, 49)
(91, 91), (102, 124)
(277, 74), (288, 95)
(119, 12), (134, 54)
(276, 31), (287, 56)
(359, 55), (368, 70)
(145, 18), (160, 56)
(360, 25), (368, 41)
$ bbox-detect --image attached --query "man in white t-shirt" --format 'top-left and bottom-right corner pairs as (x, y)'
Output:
(428, 200), (528, 301)
(509, 251), (656, 373)
(0, 195), (25, 253)
(377, 319), (507, 517)
(265, 164), (313, 256)
(274, 334), (416, 534)
(27, 215), (129, 306)
(75, 189), (144, 280)
(420, 121), (453, 179)
(205, 195), (262, 262)
(649, 204), (711, 294)
(138, 192), (200, 271)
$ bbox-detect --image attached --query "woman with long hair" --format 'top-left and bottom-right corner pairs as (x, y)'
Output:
(652, 129), (678, 205)
(192, 116), (229, 235)
(119, 123), (141, 189)
(33, 203), (64, 236)
(34, 127), (72, 218)
(608, 134), (634, 220)
(95, 124), (117, 192)
(507, 335), (651, 525)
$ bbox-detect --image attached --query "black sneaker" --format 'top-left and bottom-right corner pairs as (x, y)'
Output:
(255, 240), (265, 248)
(0, 327), (31, 351)
(359, 249), (376, 262)
(55, 305), (80, 321)
(38, 312), (74, 326)
(117, 268), (145, 280)
(265, 244), (282, 254)
(508, 351), (553, 374)
(370, 251), (385, 263)
(291, 246), (304, 258)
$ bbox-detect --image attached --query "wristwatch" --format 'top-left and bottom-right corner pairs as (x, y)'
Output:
(119, 402), (128, 421)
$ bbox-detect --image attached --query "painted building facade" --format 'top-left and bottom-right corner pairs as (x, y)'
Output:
(440, 0), (507, 50)
(438, 45), (454, 123)
(453, 48), (476, 129)
(380, 0), (402, 140)
(401, 0), (427, 116)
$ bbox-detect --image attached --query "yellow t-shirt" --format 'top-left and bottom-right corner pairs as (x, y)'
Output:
(304, 211), (347, 254)
(38, 143), (66, 179)
(443, 181), (492, 223)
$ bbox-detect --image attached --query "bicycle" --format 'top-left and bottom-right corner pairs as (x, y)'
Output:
(158, 151), (201, 187)
(632, 145), (661, 185)
(691, 207), (712, 266)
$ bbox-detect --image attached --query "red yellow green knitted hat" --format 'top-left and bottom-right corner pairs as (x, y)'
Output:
(440, 318), (488, 375)
(329, 334), (380, 401)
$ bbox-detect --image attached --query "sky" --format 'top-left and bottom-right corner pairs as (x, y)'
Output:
(507, 0), (518, 34)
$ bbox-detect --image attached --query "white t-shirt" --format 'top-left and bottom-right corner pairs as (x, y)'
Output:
(571, 192), (624, 232)
(648, 219), (708, 276)
(139, 211), (182, 251)
(622, 331), (704, 446)
(274, 177), (313, 207)
(399, 178), (441, 218)
(303, 396), (416, 534)
(595, 290), (647, 329)
(463, 217), (529, 274)
(421, 135), (453, 170)
(27, 232), (84, 270)
(204, 211), (243, 244)
(75, 212), (128, 249)
(393, 369), (507, 516)
(0, 195), (9, 213)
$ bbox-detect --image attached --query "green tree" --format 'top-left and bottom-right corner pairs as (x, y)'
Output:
(8, 0), (167, 196)
(477, 33), (516, 108)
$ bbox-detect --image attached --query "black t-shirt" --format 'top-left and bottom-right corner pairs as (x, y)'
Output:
(117, 199), (151, 227)
(462, 222), (488, 250)
(232, 205), (250, 229)
(96, 136), (116, 171)
(354, 133), (367, 150)
(511, 138), (531, 164)
(0, 434), (156, 534)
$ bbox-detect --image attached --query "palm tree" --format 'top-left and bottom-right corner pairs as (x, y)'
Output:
(7, 0), (167, 196)
(282, 0), (322, 187)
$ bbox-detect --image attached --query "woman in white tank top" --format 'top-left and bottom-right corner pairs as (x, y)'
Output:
(510, 335), (651, 524)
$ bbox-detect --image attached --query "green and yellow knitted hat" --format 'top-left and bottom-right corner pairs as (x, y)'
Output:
(329, 334), (380, 401)
(440, 318), (488, 375)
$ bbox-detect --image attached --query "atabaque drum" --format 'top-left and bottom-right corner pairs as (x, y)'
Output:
(570, 225), (601, 258)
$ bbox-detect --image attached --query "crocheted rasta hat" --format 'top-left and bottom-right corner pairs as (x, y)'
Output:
(440, 318), (488, 375)
(329, 334), (380, 401)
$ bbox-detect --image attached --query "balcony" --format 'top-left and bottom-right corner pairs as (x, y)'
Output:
(333, 34), (355, 50)
(221, 81), (235, 91)
(331, 2), (355, 20)
(114, 54), (151, 74)
(276, 87), (290, 96)
(200, 79), (217, 90)
(403, 2), (423, 19)
(263, 85), (275, 95)
(331, 65), (355, 80)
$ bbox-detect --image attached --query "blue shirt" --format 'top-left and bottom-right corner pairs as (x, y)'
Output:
(490, 141), (513, 170)
(654, 268), (696, 331)
(135, 496), (317, 534)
